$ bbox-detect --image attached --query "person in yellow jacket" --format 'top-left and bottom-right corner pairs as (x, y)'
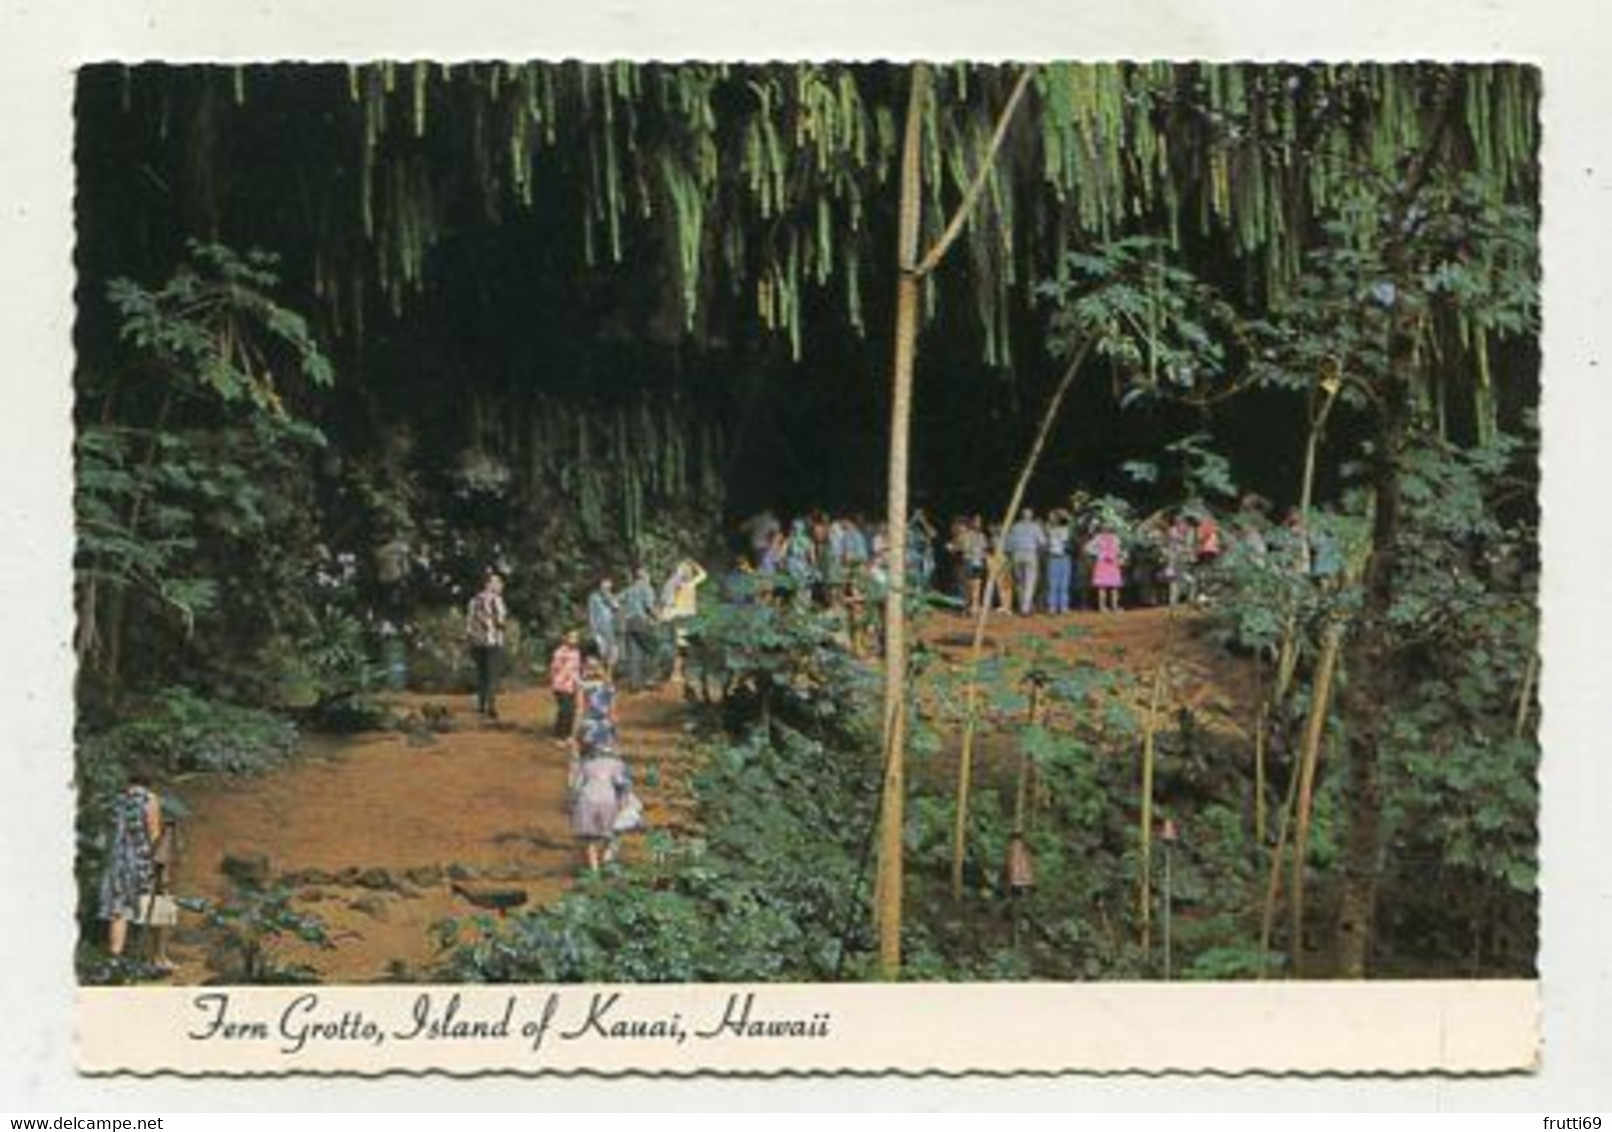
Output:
(659, 558), (708, 685)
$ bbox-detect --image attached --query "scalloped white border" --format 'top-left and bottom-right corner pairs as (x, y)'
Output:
(5, 0), (1610, 1109)
(76, 982), (1537, 1076)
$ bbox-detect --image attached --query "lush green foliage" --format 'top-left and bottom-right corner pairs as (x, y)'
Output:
(76, 242), (337, 707)
(95, 64), (1538, 371)
(81, 685), (300, 779)
(684, 590), (880, 741)
(442, 716), (881, 982)
(195, 882), (336, 984)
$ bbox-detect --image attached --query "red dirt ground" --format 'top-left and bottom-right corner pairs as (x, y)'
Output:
(167, 684), (699, 983)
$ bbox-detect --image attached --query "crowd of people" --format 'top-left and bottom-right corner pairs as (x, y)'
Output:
(456, 495), (1347, 875)
(942, 503), (1227, 616)
(716, 497), (1323, 622)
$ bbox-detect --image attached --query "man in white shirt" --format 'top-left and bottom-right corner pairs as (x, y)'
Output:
(465, 572), (508, 719)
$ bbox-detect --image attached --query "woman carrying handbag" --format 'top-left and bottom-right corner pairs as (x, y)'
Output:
(98, 771), (176, 973)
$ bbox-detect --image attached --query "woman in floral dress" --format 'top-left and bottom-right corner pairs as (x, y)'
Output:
(571, 655), (620, 755)
(97, 773), (167, 967)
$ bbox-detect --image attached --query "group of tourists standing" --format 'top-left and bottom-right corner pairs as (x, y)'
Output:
(580, 559), (709, 693)
(741, 509), (934, 601)
(944, 504), (1225, 617)
(725, 501), (1230, 625)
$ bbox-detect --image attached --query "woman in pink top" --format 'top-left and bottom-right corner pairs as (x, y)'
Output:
(547, 630), (583, 741)
(1196, 513), (1222, 564)
(1087, 527), (1126, 613)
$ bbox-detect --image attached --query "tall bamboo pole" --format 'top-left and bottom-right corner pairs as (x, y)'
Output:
(873, 62), (930, 979)
(876, 65), (1034, 973)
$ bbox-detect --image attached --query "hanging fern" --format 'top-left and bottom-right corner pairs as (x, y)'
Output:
(105, 61), (1539, 418)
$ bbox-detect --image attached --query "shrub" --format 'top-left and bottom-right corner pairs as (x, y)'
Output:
(81, 685), (299, 778)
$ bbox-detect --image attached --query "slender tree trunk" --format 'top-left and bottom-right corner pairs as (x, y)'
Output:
(949, 340), (1090, 899)
(875, 64), (1033, 973)
(1253, 701), (1268, 844)
(1258, 742), (1304, 975)
(874, 62), (930, 979)
(1331, 332), (1413, 978)
(1286, 618), (1343, 976)
(1513, 641), (1539, 739)
(1273, 377), (1341, 703)
(1137, 633), (1173, 953)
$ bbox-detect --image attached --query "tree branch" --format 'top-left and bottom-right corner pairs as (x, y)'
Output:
(913, 67), (1035, 279)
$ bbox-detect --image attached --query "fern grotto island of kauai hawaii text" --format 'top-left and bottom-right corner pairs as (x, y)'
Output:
(187, 990), (832, 1057)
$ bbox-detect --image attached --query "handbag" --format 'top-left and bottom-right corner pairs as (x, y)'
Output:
(563, 758), (581, 813)
(612, 790), (645, 834)
(134, 892), (179, 927)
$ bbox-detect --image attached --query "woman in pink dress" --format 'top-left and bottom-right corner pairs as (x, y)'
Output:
(1087, 526), (1126, 613)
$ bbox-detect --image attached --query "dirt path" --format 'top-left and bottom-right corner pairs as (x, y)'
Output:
(165, 606), (1254, 983)
(168, 683), (697, 983)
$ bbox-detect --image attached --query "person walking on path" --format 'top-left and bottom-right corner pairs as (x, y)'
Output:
(1088, 522), (1127, 613)
(743, 510), (781, 569)
(619, 566), (661, 692)
(587, 577), (622, 678)
(571, 654), (621, 756)
(465, 572), (508, 720)
(824, 517), (850, 607)
(1193, 508), (1223, 605)
(98, 771), (172, 971)
(569, 745), (632, 875)
(1005, 509), (1047, 616)
(1045, 509), (1075, 614)
(1195, 510), (1223, 565)
(547, 630), (583, 741)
